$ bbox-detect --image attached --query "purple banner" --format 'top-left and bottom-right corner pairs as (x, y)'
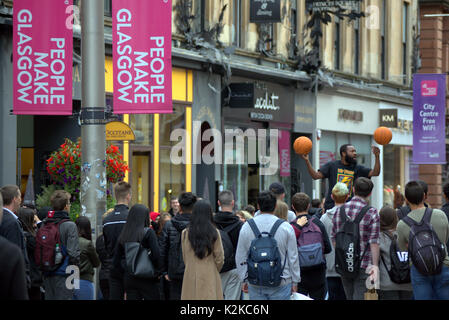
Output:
(413, 74), (446, 164)
(278, 130), (290, 177)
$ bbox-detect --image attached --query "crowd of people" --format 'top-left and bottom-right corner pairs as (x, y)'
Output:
(1, 143), (449, 300)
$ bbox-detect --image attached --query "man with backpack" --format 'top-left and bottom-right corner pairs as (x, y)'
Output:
(213, 190), (243, 300)
(397, 180), (429, 220)
(331, 177), (380, 300)
(235, 191), (300, 300)
(37, 190), (80, 300)
(290, 192), (332, 300)
(397, 181), (449, 300)
(160, 192), (197, 300)
(320, 182), (350, 300)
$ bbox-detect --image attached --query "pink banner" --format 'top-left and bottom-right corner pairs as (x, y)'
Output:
(279, 130), (291, 177)
(113, 0), (172, 114)
(13, 0), (73, 115)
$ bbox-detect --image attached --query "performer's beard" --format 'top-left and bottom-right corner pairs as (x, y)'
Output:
(345, 155), (357, 165)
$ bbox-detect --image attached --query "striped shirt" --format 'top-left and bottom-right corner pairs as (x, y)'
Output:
(331, 196), (380, 270)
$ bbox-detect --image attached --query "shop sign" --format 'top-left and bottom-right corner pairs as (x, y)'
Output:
(412, 74), (446, 164)
(338, 109), (363, 122)
(225, 83), (255, 108)
(306, 0), (361, 12)
(13, 0), (73, 115)
(278, 130), (291, 177)
(254, 92), (280, 111)
(250, 0), (281, 23)
(106, 121), (135, 141)
(113, 0), (172, 114)
(379, 109), (397, 128)
(250, 112), (274, 121)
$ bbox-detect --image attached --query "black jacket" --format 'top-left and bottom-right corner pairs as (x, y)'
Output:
(23, 231), (42, 288)
(0, 209), (31, 287)
(213, 211), (243, 272)
(103, 204), (129, 258)
(213, 211), (243, 253)
(112, 228), (162, 280)
(0, 236), (28, 299)
(96, 234), (111, 281)
(159, 213), (191, 280)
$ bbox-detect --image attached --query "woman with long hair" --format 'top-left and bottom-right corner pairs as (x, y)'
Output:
(181, 200), (224, 300)
(112, 204), (162, 300)
(17, 207), (43, 300)
(74, 216), (100, 300)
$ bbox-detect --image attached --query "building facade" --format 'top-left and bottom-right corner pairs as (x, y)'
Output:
(1, 0), (430, 213)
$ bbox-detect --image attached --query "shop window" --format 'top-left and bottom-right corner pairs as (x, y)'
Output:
(130, 114), (153, 146)
(159, 105), (186, 212)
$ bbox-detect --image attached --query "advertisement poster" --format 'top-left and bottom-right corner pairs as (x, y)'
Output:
(412, 74), (446, 164)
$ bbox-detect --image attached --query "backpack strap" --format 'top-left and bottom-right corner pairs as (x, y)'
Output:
(422, 207), (433, 224)
(269, 219), (285, 238)
(247, 219), (262, 238)
(339, 205), (348, 223)
(354, 205), (371, 225)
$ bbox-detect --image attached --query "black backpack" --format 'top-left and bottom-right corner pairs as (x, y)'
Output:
(247, 219), (286, 287)
(381, 231), (411, 284)
(402, 208), (446, 276)
(335, 205), (371, 279)
(218, 222), (241, 273)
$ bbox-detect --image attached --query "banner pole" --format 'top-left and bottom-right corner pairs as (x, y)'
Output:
(80, 0), (106, 301)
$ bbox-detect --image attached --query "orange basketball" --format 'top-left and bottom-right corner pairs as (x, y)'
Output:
(294, 136), (313, 155)
(374, 126), (392, 145)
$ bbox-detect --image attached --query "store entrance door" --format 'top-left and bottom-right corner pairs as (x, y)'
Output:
(131, 151), (151, 209)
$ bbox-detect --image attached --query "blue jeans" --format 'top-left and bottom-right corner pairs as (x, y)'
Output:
(248, 283), (291, 300)
(411, 265), (449, 300)
(73, 280), (95, 300)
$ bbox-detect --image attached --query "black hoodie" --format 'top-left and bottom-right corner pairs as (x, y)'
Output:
(213, 211), (243, 251)
(159, 213), (191, 280)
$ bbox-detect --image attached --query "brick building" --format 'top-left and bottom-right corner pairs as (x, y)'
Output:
(419, 0), (449, 207)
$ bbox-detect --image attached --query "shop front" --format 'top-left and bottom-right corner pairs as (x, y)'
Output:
(316, 91), (382, 209)
(126, 67), (194, 213)
(378, 103), (417, 207)
(221, 77), (295, 209)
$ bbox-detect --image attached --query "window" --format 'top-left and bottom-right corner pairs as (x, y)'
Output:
(403, 2), (409, 84)
(233, 0), (242, 47)
(354, 18), (360, 74)
(289, 2), (298, 59)
(334, 18), (341, 70)
(104, 0), (112, 17)
(381, 0), (387, 79)
(159, 105), (186, 212)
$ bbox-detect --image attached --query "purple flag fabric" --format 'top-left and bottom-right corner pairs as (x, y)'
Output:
(413, 74), (446, 164)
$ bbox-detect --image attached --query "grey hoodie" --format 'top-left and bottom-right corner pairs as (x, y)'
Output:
(320, 206), (340, 278)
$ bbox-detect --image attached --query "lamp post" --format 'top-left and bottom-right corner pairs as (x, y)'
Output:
(80, 0), (106, 300)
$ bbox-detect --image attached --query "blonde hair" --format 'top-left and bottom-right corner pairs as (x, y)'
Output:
(332, 182), (349, 203)
(273, 200), (289, 221)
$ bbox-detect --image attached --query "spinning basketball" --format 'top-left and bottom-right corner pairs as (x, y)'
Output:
(374, 126), (392, 145)
(294, 136), (313, 155)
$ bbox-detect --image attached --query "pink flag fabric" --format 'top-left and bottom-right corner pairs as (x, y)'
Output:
(13, 0), (73, 115)
(279, 130), (291, 177)
(113, 0), (172, 114)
